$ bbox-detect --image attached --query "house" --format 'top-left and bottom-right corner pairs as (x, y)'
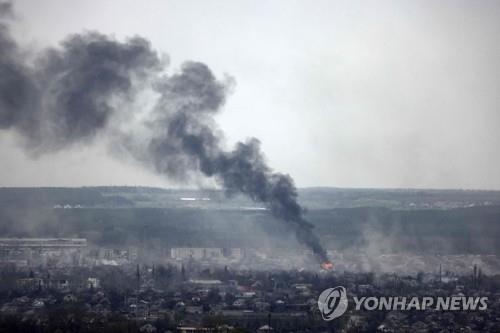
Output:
(87, 277), (100, 289)
(139, 323), (157, 332)
(185, 306), (203, 314)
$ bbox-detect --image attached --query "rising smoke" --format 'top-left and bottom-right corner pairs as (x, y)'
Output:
(0, 2), (328, 262)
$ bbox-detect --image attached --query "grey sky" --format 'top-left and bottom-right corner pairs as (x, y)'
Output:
(1, 0), (500, 189)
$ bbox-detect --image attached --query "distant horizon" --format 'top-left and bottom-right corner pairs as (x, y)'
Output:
(1, 185), (500, 192)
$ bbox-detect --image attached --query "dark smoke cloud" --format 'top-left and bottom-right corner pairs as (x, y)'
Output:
(0, 2), (328, 262)
(31, 33), (161, 150)
(0, 3), (161, 153)
(0, 1), (12, 18)
(0, 2), (34, 131)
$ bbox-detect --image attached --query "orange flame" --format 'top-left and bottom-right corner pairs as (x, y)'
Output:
(321, 261), (334, 270)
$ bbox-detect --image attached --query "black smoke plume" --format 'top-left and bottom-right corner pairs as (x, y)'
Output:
(0, 3), (161, 153)
(0, 2), (328, 262)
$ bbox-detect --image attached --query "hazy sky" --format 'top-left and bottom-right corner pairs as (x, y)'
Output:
(1, 0), (500, 189)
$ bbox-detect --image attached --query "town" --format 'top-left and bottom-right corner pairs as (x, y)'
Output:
(0, 238), (499, 332)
